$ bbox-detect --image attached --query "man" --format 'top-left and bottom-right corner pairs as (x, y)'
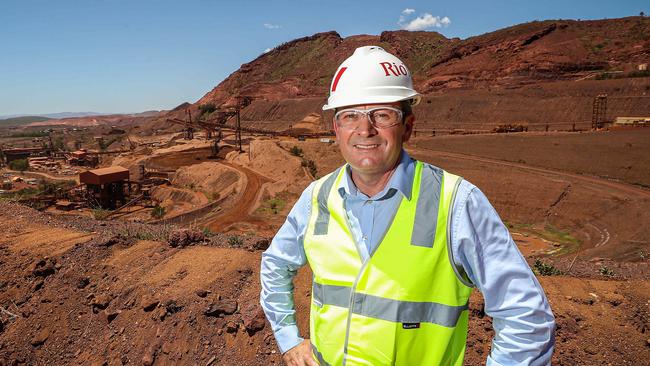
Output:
(260, 46), (555, 365)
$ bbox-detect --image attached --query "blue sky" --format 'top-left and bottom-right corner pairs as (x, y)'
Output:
(0, 0), (646, 116)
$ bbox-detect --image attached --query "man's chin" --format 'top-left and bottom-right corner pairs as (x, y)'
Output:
(349, 161), (386, 174)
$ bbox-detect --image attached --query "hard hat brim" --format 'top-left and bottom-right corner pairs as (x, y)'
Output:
(323, 93), (421, 111)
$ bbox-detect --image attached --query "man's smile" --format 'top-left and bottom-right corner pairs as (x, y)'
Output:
(353, 143), (380, 150)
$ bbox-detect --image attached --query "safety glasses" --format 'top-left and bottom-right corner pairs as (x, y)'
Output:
(334, 106), (403, 129)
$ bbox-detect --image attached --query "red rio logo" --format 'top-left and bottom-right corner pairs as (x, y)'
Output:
(379, 62), (409, 77)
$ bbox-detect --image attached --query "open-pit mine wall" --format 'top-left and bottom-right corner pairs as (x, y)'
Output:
(234, 78), (650, 132)
(234, 98), (326, 131)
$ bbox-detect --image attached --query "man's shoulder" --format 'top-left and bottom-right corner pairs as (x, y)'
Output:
(415, 160), (479, 197)
(306, 166), (346, 198)
(417, 160), (444, 175)
(299, 180), (318, 197)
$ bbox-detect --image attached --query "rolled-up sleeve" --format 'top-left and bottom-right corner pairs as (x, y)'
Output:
(260, 182), (315, 353)
(451, 181), (556, 365)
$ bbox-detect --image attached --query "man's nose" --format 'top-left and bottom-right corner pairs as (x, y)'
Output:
(354, 113), (377, 135)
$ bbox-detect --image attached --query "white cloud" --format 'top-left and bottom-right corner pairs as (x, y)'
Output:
(399, 8), (416, 23)
(400, 13), (451, 31)
(264, 48), (272, 53)
(263, 23), (281, 29)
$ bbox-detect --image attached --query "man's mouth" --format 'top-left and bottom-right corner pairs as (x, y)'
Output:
(353, 144), (380, 150)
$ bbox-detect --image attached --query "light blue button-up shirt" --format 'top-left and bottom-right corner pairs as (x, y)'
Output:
(260, 150), (555, 365)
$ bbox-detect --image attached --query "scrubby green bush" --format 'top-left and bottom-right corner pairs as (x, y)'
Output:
(228, 235), (243, 247)
(151, 205), (166, 219)
(599, 266), (615, 277)
(268, 198), (286, 214)
(533, 259), (562, 276)
(92, 208), (110, 220)
(202, 227), (214, 237)
(301, 159), (317, 177)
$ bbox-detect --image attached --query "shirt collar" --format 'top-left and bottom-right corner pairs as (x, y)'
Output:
(337, 149), (415, 201)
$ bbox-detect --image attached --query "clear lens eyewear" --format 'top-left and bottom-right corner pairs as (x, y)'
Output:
(334, 106), (403, 129)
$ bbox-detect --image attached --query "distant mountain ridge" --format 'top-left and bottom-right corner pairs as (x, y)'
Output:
(196, 16), (649, 107)
(0, 110), (164, 120)
(0, 116), (53, 127)
(0, 112), (107, 120)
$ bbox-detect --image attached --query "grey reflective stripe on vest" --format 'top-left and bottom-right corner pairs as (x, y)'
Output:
(411, 165), (444, 247)
(313, 282), (351, 308)
(313, 282), (467, 328)
(311, 343), (332, 366)
(351, 292), (468, 328)
(314, 167), (342, 235)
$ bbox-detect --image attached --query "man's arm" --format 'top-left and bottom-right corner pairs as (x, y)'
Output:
(260, 182), (315, 354)
(451, 182), (556, 365)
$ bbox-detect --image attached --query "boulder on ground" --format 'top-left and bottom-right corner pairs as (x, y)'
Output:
(141, 296), (159, 312)
(167, 229), (205, 248)
(204, 299), (238, 317)
(242, 304), (266, 335)
(30, 328), (49, 347)
(30, 258), (56, 278)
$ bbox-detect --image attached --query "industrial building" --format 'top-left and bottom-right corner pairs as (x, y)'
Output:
(1, 147), (48, 164)
(79, 166), (131, 209)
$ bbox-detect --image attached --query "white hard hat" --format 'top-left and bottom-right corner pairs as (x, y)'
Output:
(323, 46), (421, 111)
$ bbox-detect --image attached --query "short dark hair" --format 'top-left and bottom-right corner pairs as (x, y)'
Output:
(400, 100), (413, 119)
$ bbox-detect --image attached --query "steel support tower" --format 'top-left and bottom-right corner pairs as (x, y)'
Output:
(592, 94), (607, 130)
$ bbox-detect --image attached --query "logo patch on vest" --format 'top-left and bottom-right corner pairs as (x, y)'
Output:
(402, 322), (420, 329)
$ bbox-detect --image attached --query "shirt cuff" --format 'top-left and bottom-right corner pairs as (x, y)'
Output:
(274, 324), (304, 354)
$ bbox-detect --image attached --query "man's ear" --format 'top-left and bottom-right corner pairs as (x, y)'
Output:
(332, 116), (340, 135)
(402, 114), (415, 143)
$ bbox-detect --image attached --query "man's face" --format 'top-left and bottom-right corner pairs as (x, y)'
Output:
(333, 102), (414, 178)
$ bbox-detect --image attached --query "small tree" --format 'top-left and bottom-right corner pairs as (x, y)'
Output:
(38, 180), (57, 195)
(54, 137), (66, 151)
(9, 158), (28, 172)
(198, 103), (217, 116)
(97, 139), (108, 151)
(289, 146), (303, 157)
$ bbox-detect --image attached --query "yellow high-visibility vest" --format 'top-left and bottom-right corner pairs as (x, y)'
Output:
(304, 161), (473, 365)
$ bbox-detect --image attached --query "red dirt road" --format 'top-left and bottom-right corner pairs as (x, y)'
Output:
(205, 162), (271, 233)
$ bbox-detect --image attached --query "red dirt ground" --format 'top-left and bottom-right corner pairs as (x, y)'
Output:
(0, 202), (648, 365)
(1, 130), (650, 365)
